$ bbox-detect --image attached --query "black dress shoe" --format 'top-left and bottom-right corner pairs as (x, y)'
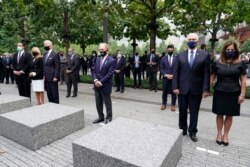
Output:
(120, 90), (124, 93)
(154, 89), (157, 92)
(222, 141), (229, 146)
(66, 95), (70, 98)
(190, 134), (198, 142)
(216, 140), (223, 145)
(183, 130), (187, 136)
(105, 119), (112, 124)
(93, 118), (104, 124)
(72, 95), (77, 98)
(115, 90), (120, 92)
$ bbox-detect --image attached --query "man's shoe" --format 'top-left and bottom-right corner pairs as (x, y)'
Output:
(183, 130), (187, 136)
(171, 106), (176, 112)
(120, 90), (124, 93)
(93, 118), (104, 124)
(72, 94), (77, 98)
(66, 95), (70, 98)
(154, 89), (157, 92)
(160, 105), (166, 110)
(115, 90), (120, 92)
(190, 134), (198, 142)
(105, 119), (112, 124)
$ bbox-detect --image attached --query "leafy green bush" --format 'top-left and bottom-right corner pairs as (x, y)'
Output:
(80, 75), (250, 98)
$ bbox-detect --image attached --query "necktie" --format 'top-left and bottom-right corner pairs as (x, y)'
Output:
(45, 52), (49, 63)
(168, 56), (172, 66)
(17, 52), (21, 63)
(189, 51), (194, 67)
(100, 57), (104, 69)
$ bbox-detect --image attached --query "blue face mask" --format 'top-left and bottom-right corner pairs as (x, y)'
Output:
(187, 41), (197, 49)
(68, 52), (73, 56)
(225, 51), (235, 59)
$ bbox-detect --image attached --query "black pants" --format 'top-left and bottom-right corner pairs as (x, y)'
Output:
(0, 68), (5, 83)
(178, 93), (202, 135)
(4, 67), (14, 83)
(15, 75), (31, 98)
(162, 80), (176, 106)
(45, 81), (59, 104)
(114, 72), (124, 91)
(95, 89), (112, 120)
(133, 68), (141, 87)
(67, 73), (78, 96)
(148, 71), (157, 90)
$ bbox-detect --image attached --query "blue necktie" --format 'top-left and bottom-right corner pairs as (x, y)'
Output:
(189, 51), (194, 67)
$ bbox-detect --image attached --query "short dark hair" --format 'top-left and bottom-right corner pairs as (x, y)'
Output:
(201, 44), (206, 50)
(167, 44), (174, 49)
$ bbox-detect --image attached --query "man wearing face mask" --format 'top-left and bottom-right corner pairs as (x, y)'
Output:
(146, 48), (160, 92)
(131, 52), (142, 89)
(114, 50), (126, 93)
(43, 40), (60, 104)
(160, 45), (177, 111)
(13, 41), (32, 98)
(173, 33), (210, 142)
(92, 43), (116, 124)
(66, 48), (80, 98)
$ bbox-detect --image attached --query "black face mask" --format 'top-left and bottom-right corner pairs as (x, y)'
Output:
(44, 46), (50, 51)
(32, 52), (39, 56)
(100, 51), (107, 57)
(151, 51), (155, 54)
(168, 52), (173, 56)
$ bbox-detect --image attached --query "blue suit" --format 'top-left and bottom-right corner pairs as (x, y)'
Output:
(92, 55), (116, 120)
(172, 49), (210, 135)
(160, 54), (177, 106)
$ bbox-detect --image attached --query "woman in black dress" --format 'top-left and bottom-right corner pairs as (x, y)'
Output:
(210, 41), (246, 146)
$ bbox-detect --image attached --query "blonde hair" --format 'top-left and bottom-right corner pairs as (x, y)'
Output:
(31, 47), (42, 58)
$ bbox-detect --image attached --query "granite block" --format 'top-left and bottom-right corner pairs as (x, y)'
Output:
(0, 103), (84, 151)
(0, 94), (30, 115)
(73, 117), (182, 167)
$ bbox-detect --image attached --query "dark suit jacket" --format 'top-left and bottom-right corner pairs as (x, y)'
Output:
(115, 57), (126, 72)
(67, 54), (80, 75)
(92, 55), (116, 95)
(2, 57), (13, 67)
(160, 54), (177, 81)
(43, 50), (60, 82)
(130, 55), (143, 71)
(30, 57), (44, 80)
(13, 51), (32, 76)
(145, 54), (160, 73)
(172, 50), (210, 95)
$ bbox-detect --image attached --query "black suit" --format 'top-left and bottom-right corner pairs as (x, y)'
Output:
(146, 54), (159, 90)
(66, 54), (80, 96)
(114, 56), (126, 92)
(3, 56), (14, 84)
(13, 51), (32, 98)
(130, 55), (142, 88)
(172, 49), (210, 135)
(43, 50), (60, 103)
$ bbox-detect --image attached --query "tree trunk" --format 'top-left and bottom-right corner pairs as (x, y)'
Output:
(81, 42), (86, 55)
(210, 31), (218, 60)
(149, 18), (157, 50)
(64, 9), (70, 54)
(132, 37), (136, 54)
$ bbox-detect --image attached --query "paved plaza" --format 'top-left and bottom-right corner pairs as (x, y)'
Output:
(0, 81), (250, 167)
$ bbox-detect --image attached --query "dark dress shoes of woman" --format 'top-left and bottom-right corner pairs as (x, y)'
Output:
(222, 141), (229, 146)
(216, 140), (223, 145)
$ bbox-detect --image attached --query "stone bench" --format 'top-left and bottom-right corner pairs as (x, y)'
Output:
(73, 117), (182, 167)
(0, 103), (84, 151)
(0, 94), (30, 115)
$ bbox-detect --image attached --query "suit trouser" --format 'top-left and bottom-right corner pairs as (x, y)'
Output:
(178, 92), (202, 135)
(0, 68), (5, 83)
(66, 73), (78, 96)
(95, 88), (112, 120)
(162, 79), (176, 106)
(45, 81), (59, 104)
(114, 72), (124, 91)
(133, 68), (141, 87)
(4, 68), (14, 83)
(149, 71), (157, 90)
(60, 67), (66, 83)
(15, 75), (31, 98)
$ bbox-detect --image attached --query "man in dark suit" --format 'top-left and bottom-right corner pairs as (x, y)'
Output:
(92, 43), (116, 124)
(3, 53), (14, 84)
(131, 52), (142, 89)
(146, 48), (160, 92)
(114, 50), (126, 93)
(66, 48), (80, 98)
(43, 40), (60, 104)
(0, 55), (5, 83)
(172, 33), (210, 142)
(13, 41), (32, 98)
(160, 45), (177, 111)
